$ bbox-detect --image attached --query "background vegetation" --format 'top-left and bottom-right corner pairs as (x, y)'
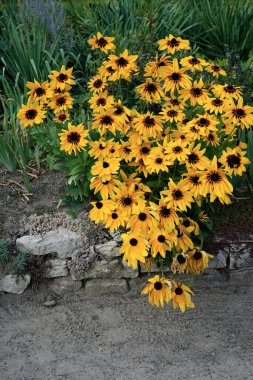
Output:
(1, 0), (253, 199)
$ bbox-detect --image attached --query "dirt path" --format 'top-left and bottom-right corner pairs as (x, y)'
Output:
(0, 270), (253, 380)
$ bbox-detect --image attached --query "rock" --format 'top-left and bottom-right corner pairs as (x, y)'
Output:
(139, 262), (170, 274)
(42, 299), (57, 307)
(208, 251), (227, 269)
(85, 279), (128, 295)
(229, 243), (253, 269)
(94, 240), (120, 259)
(49, 277), (82, 295)
(70, 258), (138, 280)
(0, 274), (31, 294)
(43, 259), (68, 278)
(16, 228), (83, 259)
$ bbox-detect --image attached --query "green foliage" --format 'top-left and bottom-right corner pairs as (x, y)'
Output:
(0, 237), (28, 274)
(0, 238), (9, 264)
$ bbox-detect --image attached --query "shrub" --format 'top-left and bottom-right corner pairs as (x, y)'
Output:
(17, 33), (252, 312)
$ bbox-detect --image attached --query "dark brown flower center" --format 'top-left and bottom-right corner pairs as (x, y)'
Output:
(207, 171), (222, 183)
(167, 109), (178, 117)
(93, 79), (103, 88)
(122, 196), (132, 206)
(212, 65), (220, 72)
(57, 73), (68, 82)
(143, 116), (155, 127)
(112, 212), (118, 219)
(193, 251), (202, 260)
(154, 281), (163, 290)
(103, 161), (109, 168)
(138, 212), (147, 221)
(168, 38), (179, 47)
(155, 158), (163, 164)
(157, 234), (165, 243)
(58, 113), (67, 121)
(212, 98), (223, 106)
(188, 152), (199, 164)
(67, 131), (81, 144)
(172, 146), (182, 153)
(96, 201), (103, 209)
(227, 154), (241, 168)
(177, 254), (186, 264)
(145, 83), (157, 93)
(97, 98), (106, 106)
(160, 206), (171, 218)
(189, 57), (200, 65)
(56, 97), (66, 106)
(107, 66), (116, 74)
(183, 219), (190, 227)
(35, 87), (45, 96)
(225, 85), (236, 93)
(191, 87), (202, 97)
(170, 72), (181, 81)
(114, 106), (124, 115)
(141, 146), (150, 155)
(232, 108), (246, 119)
(97, 37), (108, 47)
(101, 115), (113, 125)
(175, 287), (183, 295)
(190, 175), (200, 184)
(25, 109), (37, 120)
(130, 238), (138, 246)
(172, 189), (183, 200)
(198, 118), (210, 127)
(116, 57), (129, 67)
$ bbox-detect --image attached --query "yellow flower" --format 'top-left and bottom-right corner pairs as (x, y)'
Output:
(92, 110), (123, 136)
(48, 65), (75, 90)
(26, 80), (52, 102)
(164, 139), (190, 164)
(54, 111), (69, 123)
(112, 183), (145, 216)
(162, 178), (193, 212)
(59, 123), (88, 155)
(219, 146), (250, 176)
(223, 97), (253, 129)
(202, 156), (233, 204)
(88, 74), (107, 93)
(158, 34), (190, 54)
(91, 157), (121, 180)
(179, 78), (209, 106)
(135, 78), (164, 103)
(159, 58), (191, 94)
(187, 248), (213, 274)
(212, 84), (242, 100)
(175, 227), (194, 251)
(49, 93), (74, 112)
(204, 97), (229, 115)
(144, 53), (171, 78)
(120, 231), (148, 269)
(87, 32), (116, 53)
(88, 91), (115, 112)
(160, 105), (185, 123)
(185, 143), (210, 171)
(89, 199), (115, 224)
(107, 49), (138, 81)
(17, 103), (45, 128)
(141, 275), (172, 307)
(180, 55), (208, 71)
(132, 112), (163, 139)
(104, 209), (127, 231)
(145, 146), (172, 174)
(148, 227), (176, 258)
(89, 175), (120, 199)
(183, 171), (205, 198)
(206, 64), (226, 77)
(150, 198), (179, 231)
(171, 281), (195, 313)
(171, 253), (188, 273)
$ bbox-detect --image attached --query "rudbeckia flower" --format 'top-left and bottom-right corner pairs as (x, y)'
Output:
(148, 227), (176, 258)
(135, 78), (164, 103)
(179, 78), (209, 106)
(171, 253), (188, 273)
(48, 66), (75, 90)
(91, 157), (121, 180)
(144, 53), (171, 78)
(223, 97), (253, 129)
(180, 55), (208, 71)
(141, 275), (172, 307)
(89, 91), (115, 112)
(212, 84), (242, 100)
(17, 103), (45, 128)
(89, 199), (115, 224)
(107, 49), (138, 81)
(187, 248), (213, 274)
(219, 146), (250, 176)
(26, 80), (52, 102)
(59, 123), (88, 155)
(159, 58), (191, 94)
(88, 32), (116, 53)
(171, 281), (195, 313)
(206, 64), (226, 77)
(132, 112), (163, 139)
(158, 34), (190, 54)
(162, 178), (193, 212)
(88, 74), (107, 93)
(120, 231), (148, 268)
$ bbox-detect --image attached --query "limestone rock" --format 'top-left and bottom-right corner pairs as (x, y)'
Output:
(49, 276), (82, 295)
(43, 259), (68, 278)
(94, 240), (121, 259)
(70, 258), (138, 280)
(229, 243), (253, 269)
(0, 274), (31, 294)
(16, 228), (83, 259)
(85, 278), (128, 294)
(208, 251), (227, 269)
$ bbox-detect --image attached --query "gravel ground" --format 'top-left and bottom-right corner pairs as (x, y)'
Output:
(0, 269), (253, 380)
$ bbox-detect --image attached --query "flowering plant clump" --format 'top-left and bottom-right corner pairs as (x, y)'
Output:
(17, 33), (252, 312)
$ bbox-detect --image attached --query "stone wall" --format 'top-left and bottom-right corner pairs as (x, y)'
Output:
(1, 228), (253, 295)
